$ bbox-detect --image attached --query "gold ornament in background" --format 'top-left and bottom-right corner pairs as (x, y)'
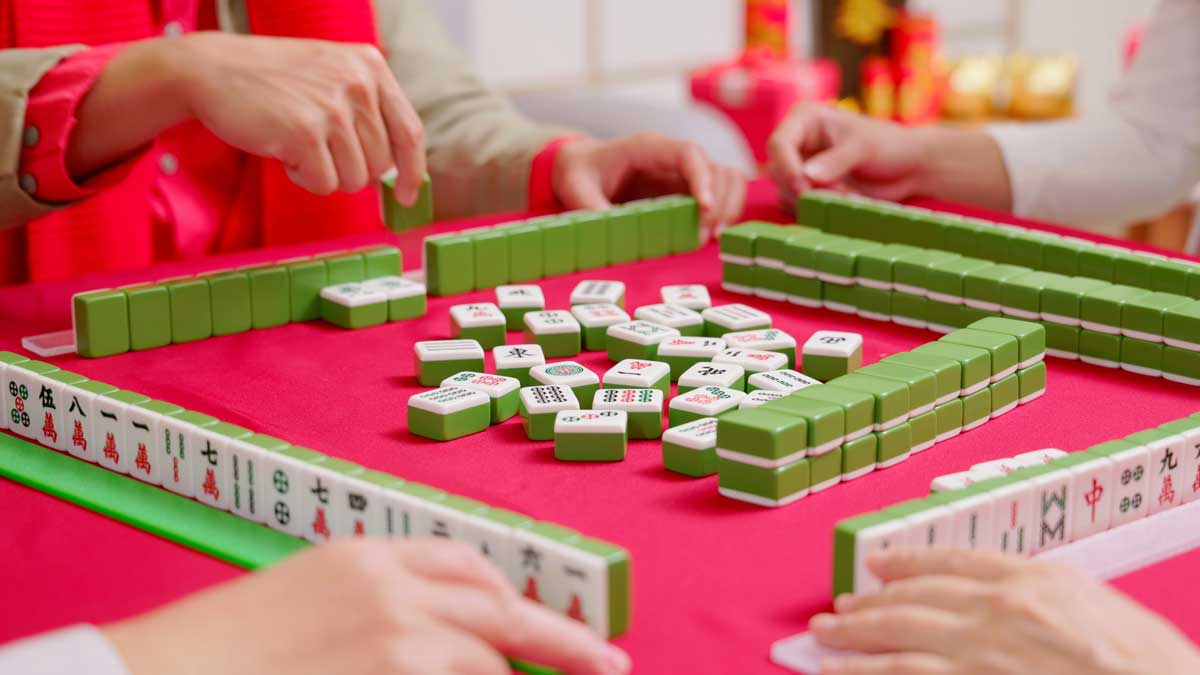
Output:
(837, 97), (864, 114)
(835, 0), (894, 46)
(1008, 54), (1078, 119)
(942, 56), (1002, 120)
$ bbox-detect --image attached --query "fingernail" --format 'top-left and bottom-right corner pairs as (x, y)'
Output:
(698, 188), (714, 208)
(809, 613), (839, 632)
(833, 594), (858, 612)
(804, 161), (830, 183)
(604, 644), (632, 674)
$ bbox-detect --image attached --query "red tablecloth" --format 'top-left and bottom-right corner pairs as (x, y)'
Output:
(3, 181), (1199, 673)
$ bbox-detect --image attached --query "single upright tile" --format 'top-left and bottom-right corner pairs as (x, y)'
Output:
(73, 290), (130, 358)
(121, 284), (171, 351)
(424, 234), (474, 296)
(242, 263), (290, 329)
(167, 278), (213, 344)
(206, 270), (252, 337)
(285, 257), (329, 322)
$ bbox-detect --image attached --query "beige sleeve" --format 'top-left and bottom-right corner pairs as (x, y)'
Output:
(373, 0), (577, 219)
(0, 46), (87, 230)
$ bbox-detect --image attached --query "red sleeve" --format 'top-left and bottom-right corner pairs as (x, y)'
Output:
(19, 43), (143, 203)
(526, 135), (581, 214)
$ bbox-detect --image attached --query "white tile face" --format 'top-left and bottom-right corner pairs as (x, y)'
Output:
(1181, 426), (1200, 504)
(373, 485), (435, 539)
(970, 457), (1022, 476)
(721, 329), (797, 352)
(124, 405), (163, 486)
(1068, 457), (1114, 541)
(493, 344), (546, 372)
(655, 336), (726, 359)
(545, 539), (612, 637)
(451, 303), (506, 329)
(1012, 448), (1068, 467)
(159, 416), (202, 498)
(570, 303), (630, 328)
(661, 284), (712, 310)
(520, 385), (580, 415)
(457, 512), (524, 588)
(992, 481), (1035, 555)
(554, 409), (627, 435)
(319, 283), (386, 308)
(1108, 446), (1152, 527)
(747, 369), (820, 393)
(930, 471), (976, 492)
(362, 276), (425, 299)
(669, 386), (745, 417)
(739, 390), (786, 409)
(228, 440), (269, 524)
(570, 280), (625, 305)
(4, 367), (37, 441)
(297, 464), (336, 543)
(192, 428), (235, 511)
(603, 359), (670, 388)
(523, 310), (581, 335)
(511, 528), (561, 607)
(1030, 470), (1072, 554)
(1146, 434), (1187, 514)
(93, 396), (132, 474)
(415, 339), (485, 362)
(802, 331), (863, 359)
(261, 454), (316, 537)
(28, 374), (76, 451)
(701, 304), (773, 332)
(606, 320), (680, 345)
(946, 493), (996, 551)
(530, 362), (599, 388)
(441, 372), (521, 399)
(495, 284), (546, 309)
(678, 361), (744, 389)
(334, 476), (383, 537)
(408, 386), (490, 415)
(662, 416), (719, 449)
(904, 505), (954, 549)
(593, 387), (662, 413)
(61, 387), (104, 463)
(714, 348), (788, 373)
(633, 303), (703, 331)
(854, 519), (908, 593)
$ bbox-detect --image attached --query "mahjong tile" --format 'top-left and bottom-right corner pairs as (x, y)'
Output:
(945, 491), (996, 551)
(320, 282), (386, 307)
(1143, 434), (1188, 514)
(362, 275), (425, 299)
(332, 474), (382, 536)
(61, 381), (118, 463)
(633, 303), (703, 333)
(593, 387), (663, 413)
(739, 390), (786, 409)
(493, 344), (546, 372)
(714, 348), (788, 373)
(991, 480), (1035, 555)
(191, 426), (245, 511)
(662, 416), (719, 449)
(851, 518), (909, 593)
(721, 328), (796, 353)
(1012, 448), (1068, 468)
(227, 438), (272, 524)
(660, 284), (711, 310)
(123, 402), (172, 486)
(678, 361), (745, 390)
(929, 471), (976, 492)
(1030, 468), (1072, 554)
(970, 457), (1022, 476)
(802, 330), (863, 359)
(450, 302), (506, 329)
(496, 284), (546, 309)
(655, 336), (726, 359)
(519, 385), (580, 415)
(441, 372), (521, 399)
(530, 362), (599, 389)
(903, 504), (954, 549)
(1067, 454), (1115, 541)
(94, 393), (148, 475)
(415, 339), (485, 362)
(541, 536), (617, 637)
(523, 310), (581, 335)
(570, 280), (625, 306)
(409, 386), (491, 415)
(554, 409), (628, 435)
(670, 386), (746, 417)
(606, 320), (681, 345)
(747, 369), (820, 392)
(701, 303), (773, 332)
(570, 303), (631, 328)
(3, 365), (40, 442)
(602, 359), (670, 389)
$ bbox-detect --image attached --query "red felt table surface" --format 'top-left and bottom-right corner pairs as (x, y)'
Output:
(2, 180), (1199, 673)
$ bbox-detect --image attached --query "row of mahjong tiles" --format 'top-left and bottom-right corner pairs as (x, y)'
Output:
(405, 279), (1049, 506)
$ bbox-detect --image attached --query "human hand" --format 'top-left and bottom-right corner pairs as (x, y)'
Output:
(103, 538), (631, 675)
(553, 134), (747, 241)
(165, 32), (425, 204)
(766, 102), (930, 207)
(809, 549), (1200, 675)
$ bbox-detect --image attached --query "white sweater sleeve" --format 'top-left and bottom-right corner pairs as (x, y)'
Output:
(986, 0), (1200, 230)
(0, 625), (131, 675)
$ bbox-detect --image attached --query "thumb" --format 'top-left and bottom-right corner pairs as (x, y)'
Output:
(557, 167), (612, 211)
(803, 137), (870, 186)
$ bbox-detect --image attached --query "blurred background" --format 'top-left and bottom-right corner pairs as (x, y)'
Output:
(427, 0), (1197, 253)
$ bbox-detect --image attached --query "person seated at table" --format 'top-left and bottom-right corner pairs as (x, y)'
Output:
(0, 538), (631, 675)
(809, 548), (1200, 674)
(0, 0), (747, 285)
(765, 0), (1198, 235)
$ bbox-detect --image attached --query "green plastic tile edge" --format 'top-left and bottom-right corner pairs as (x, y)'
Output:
(0, 432), (307, 570)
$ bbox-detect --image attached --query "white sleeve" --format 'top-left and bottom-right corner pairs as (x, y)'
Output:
(0, 625), (132, 675)
(986, 0), (1200, 230)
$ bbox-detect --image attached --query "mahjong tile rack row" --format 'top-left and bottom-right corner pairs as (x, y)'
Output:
(0, 351), (630, 640)
(770, 411), (1200, 674)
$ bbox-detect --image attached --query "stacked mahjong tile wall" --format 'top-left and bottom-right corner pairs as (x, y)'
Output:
(833, 412), (1200, 596)
(712, 318), (1047, 507)
(720, 216), (1200, 386)
(0, 350), (630, 639)
(424, 194), (700, 296)
(73, 245), (421, 358)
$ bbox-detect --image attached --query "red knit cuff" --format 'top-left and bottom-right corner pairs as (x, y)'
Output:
(527, 136), (582, 214)
(20, 43), (141, 203)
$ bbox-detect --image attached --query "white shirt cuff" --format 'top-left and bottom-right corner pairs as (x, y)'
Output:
(0, 624), (131, 675)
